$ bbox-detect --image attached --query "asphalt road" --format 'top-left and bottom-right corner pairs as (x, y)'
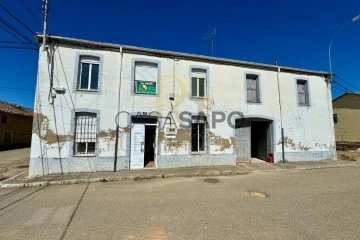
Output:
(0, 167), (359, 240)
(0, 148), (30, 179)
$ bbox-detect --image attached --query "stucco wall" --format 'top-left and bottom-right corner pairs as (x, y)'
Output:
(29, 45), (336, 176)
(333, 94), (360, 142)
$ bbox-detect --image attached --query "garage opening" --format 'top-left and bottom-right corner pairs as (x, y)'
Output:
(251, 121), (272, 161)
(235, 117), (273, 162)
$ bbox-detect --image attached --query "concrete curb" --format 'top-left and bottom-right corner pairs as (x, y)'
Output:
(0, 161), (359, 188)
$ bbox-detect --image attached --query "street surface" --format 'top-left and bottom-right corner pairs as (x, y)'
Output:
(0, 167), (359, 239)
(0, 148), (29, 180)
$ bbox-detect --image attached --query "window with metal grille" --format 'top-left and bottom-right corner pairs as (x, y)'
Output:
(191, 116), (207, 153)
(77, 56), (100, 90)
(246, 74), (260, 103)
(297, 79), (309, 105)
(191, 69), (206, 98)
(74, 112), (97, 155)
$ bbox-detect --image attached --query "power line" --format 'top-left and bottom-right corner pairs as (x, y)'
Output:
(0, 17), (38, 47)
(0, 3), (37, 35)
(0, 46), (38, 51)
(0, 24), (34, 47)
(333, 81), (354, 93)
(332, 85), (346, 93)
(0, 87), (35, 91)
(334, 74), (360, 92)
(19, 0), (42, 28)
(0, 40), (30, 44)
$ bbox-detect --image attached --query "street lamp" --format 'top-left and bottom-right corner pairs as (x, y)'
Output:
(329, 14), (360, 82)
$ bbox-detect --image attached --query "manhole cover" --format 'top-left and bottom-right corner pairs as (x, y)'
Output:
(249, 191), (268, 198)
(204, 178), (219, 183)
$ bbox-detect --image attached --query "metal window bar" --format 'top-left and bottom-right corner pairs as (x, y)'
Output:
(74, 112), (97, 154)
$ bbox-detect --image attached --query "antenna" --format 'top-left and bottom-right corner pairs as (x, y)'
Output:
(203, 25), (218, 56)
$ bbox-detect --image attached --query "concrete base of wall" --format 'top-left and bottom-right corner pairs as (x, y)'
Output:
(157, 154), (236, 168)
(29, 156), (130, 177)
(29, 151), (335, 176)
(274, 150), (336, 163)
(29, 154), (236, 176)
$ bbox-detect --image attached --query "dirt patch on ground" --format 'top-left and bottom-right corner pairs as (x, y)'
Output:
(337, 151), (360, 161)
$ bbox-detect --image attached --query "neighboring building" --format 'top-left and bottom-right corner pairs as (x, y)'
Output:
(332, 92), (360, 144)
(29, 35), (336, 176)
(0, 101), (33, 150)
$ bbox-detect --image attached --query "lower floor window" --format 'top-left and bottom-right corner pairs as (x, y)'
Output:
(76, 142), (96, 155)
(191, 116), (206, 152)
(74, 112), (97, 155)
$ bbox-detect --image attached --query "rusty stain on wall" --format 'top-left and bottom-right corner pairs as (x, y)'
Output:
(208, 132), (234, 151)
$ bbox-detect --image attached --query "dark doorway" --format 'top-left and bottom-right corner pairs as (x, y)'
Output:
(251, 121), (272, 161)
(144, 125), (156, 168)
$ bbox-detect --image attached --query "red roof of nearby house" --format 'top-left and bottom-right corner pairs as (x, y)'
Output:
(0, 101), (33, 117)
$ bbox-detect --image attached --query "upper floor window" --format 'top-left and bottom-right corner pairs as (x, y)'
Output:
(297, 79), (310, 105)
(246, 74), (260, 103)
(333, 113), (338, 124)
(191, 69), (207, 98)
(74, 112), (97, 155)
(77, 56), (100, 91)
(1, 115), (7, 124)
(134, 62), (158, 95)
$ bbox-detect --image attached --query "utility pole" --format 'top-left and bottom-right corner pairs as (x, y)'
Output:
(42, 0), (48, 51)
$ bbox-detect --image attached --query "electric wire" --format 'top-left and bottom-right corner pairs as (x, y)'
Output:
(0, 24), (35, 47)
(0, 3), (37, 36)
(334, 75), (360, 92)
(0, 86), (35, 90)
(19, 0), (43, 28)
(0, 17), (38, 47)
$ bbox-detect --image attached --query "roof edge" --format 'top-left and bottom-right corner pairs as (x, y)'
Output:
(37, 34), (330, 77)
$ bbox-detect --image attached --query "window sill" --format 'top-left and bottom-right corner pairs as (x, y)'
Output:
(191, 96), (207, 100)
(73, 154), (96, 157)
(247, 101), (261, 104)
(76, 89), (99, 92)
(298, 104), (310, 107)
(191, 151), (207, 155)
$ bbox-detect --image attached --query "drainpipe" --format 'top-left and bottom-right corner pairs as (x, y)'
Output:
(276, 66), (285, 163)
(114, 46), (123, 172)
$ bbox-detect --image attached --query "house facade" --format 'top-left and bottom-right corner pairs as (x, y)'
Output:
(0, 101), (33, 150)
(333, 92), (360, 144)
(29, 35), (336, 176)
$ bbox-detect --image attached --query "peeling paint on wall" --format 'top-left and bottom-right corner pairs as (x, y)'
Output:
(208, 132), (234, 151)
(98, 129), (116, 140)
(159, 128), (191, 152)
(33, 112), (72, 145)
(278, 137), (311, 151)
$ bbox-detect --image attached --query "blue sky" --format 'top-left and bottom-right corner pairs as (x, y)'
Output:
(0, 0), (359, 108)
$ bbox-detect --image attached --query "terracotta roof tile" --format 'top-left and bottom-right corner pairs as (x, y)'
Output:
(0, 101), (33, 117)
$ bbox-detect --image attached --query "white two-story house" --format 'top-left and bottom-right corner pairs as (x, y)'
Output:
(29, 35), (336, 176)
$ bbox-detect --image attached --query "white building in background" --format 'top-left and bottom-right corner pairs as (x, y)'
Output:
(29, 35), (336, 176)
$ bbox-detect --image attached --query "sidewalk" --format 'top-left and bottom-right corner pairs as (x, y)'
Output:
(1, 160), (359, 188)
